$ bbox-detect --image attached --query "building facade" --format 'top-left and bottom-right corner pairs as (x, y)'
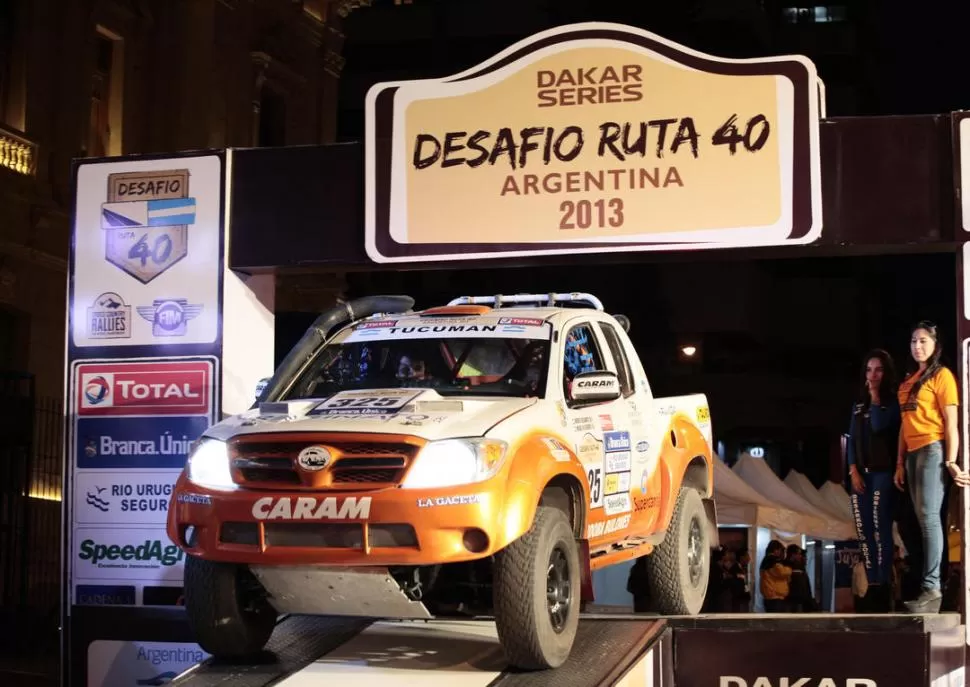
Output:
(0, 1), (371, 677)
(0, 0), (373, 404)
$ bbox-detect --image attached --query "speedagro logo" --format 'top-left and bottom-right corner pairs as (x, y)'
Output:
(77, 538), (185, 569)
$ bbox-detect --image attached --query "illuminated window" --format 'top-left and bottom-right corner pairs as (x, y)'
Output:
(781, 5), (847, 23)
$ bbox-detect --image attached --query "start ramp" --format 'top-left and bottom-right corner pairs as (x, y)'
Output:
(168, 614), (671, 687)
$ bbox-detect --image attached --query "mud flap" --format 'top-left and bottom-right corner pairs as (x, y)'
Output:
(578, 538), (595, 602)
(249, 565), (434, 619)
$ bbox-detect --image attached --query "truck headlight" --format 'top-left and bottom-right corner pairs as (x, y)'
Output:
(401, 438), (508, 489)
(186, 438), (236, 491)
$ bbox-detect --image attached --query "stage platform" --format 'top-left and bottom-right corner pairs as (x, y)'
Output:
(671, 612), (963, 686)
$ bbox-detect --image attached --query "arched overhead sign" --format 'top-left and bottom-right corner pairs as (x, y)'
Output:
(364, 22), (823, 264)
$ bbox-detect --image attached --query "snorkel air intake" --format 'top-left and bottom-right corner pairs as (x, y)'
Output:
(255, 294), (415, 405)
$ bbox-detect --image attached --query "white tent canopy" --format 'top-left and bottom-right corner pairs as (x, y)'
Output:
(784, 469), (852, 522)
(712, 456), (856, 541)
(730, 454), (856, 541)
(818, 480), (854, 521)
(714, 457), (778, 508)
(713, 459), (813, 534)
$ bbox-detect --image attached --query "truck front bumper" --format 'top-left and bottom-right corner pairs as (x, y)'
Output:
(167, 472), (512, 567)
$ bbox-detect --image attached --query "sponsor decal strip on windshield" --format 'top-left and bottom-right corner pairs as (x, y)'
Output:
(343, 321), (551, 343)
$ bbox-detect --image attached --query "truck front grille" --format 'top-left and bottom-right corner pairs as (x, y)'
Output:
(229, 435), (421, 489)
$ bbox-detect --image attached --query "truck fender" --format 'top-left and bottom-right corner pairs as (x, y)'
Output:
(654, 414), (716, 541)
(495, 433), (590, 551)
(497, 432), (594, 601)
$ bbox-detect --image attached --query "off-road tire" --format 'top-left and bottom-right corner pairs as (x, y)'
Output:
(492, 505), (581, 670)
(644, 486), (710, 615)
(183, 554), (278, 660)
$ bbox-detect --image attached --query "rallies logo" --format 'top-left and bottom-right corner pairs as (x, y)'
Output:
(76, 360), (211, 416)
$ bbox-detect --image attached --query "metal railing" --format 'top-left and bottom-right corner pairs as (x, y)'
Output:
(0, 123), (37, 176)
(0, 372), (61, 668)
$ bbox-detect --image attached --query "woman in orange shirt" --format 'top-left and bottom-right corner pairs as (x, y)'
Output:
(894, 321), (970, 613)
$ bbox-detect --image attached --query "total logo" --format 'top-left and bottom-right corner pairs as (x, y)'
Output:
(76, 360), (212, 416)
(84, 375), (112, 406)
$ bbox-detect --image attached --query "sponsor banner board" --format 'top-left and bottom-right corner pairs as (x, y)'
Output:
(75, 359), (213, 417)
(674, 628), (925, 687)
(74, 472), (177, 525)
(73, 527), (186, 585)
(833, 540), (861, 589)
(65, 152), (228, 686)
(71, 155), (222, 348)
(364, 21), (823, 263)
(75, 415), (209, 470)
(87, 640), (209, 687)
(75, 584), (138, 606)
(66, 355), (219, 613)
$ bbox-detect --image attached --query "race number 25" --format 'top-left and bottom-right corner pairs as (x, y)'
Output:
(560, 198), (624, 230)
(586, 466), (603, 509)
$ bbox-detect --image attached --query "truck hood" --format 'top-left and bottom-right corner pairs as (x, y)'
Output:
(204, 390), (538, 442)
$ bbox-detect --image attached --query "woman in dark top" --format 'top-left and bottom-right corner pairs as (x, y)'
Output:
(846, 349), (901, 611)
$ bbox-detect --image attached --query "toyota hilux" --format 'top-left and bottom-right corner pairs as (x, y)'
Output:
(166, 292), (717, 671)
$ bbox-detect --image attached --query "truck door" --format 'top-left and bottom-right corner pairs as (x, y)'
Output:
(595, 321), (662, 533)
(560, 320), (632, 539)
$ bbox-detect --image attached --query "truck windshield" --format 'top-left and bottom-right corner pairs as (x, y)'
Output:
(281, 318), (552, 400)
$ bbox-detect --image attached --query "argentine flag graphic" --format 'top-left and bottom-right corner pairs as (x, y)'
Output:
(101, 197), (197, 229)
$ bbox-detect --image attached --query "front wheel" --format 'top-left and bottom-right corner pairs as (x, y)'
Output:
(492, 505), (581, 670)
(644, 486), (710, 615)
(183, 555), (278, 660)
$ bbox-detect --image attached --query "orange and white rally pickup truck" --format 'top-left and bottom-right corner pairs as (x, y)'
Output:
(167, 292), (717, 671)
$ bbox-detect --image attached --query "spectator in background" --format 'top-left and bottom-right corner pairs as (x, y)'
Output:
(760, 540), (792, 612)
(703, 547), (734, 613)
(785, 544), (818, 612)
(846, 349), (900, 613)
(728, 550), (752, 612)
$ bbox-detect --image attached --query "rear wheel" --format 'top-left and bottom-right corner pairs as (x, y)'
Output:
(183, 555), (278, 660)
(492, 505), (581, 670)
(644, 487), (710, 615)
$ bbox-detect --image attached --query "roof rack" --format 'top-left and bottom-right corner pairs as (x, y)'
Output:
(447, 292), (604, 311)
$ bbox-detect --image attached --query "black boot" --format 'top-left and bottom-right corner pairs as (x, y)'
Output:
(868, 584), (892, 613)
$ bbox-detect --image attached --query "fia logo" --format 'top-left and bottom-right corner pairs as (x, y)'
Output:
(86, 292), (131, 339)
(137, 299), (203, 337)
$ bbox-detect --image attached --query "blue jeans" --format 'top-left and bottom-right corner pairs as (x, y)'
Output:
(850, 470), (894, 585)
(905, 441), (947, 592)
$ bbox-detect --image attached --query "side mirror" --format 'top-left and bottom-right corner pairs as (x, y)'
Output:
(254, 377), (271, 400)
(569, 370), (621, 404)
